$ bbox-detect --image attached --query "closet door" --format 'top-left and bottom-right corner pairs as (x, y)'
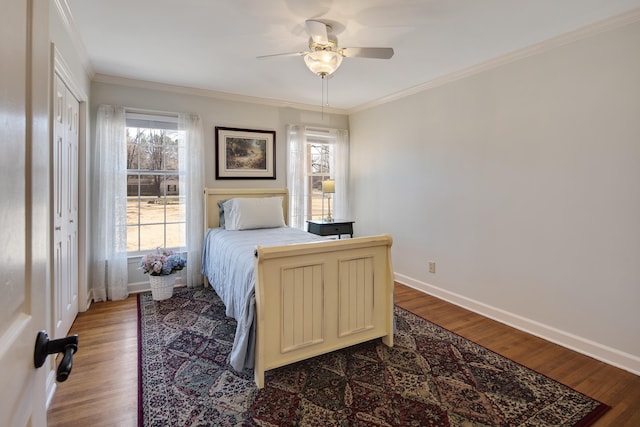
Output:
(53, 73), (79, 339)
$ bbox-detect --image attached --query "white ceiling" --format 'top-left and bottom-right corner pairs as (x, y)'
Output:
(65, 0), (640, 111)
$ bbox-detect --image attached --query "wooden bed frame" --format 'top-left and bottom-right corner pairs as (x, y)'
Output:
(204, 187), (395, 388)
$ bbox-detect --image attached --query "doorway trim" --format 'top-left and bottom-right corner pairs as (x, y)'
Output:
(52, 44), (89, 311)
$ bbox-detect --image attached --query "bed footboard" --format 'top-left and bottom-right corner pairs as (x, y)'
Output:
(253, 234), (394, 388)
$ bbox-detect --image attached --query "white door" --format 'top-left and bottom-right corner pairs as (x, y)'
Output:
(53, 74), (79, 339)
(0, 1), (49, 426)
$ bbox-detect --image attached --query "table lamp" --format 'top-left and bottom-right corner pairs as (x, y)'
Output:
(322, 179), (335, 222)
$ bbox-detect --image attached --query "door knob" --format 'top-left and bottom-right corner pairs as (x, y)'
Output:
(33, 331), (78, 382)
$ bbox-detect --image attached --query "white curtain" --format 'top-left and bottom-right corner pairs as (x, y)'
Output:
(178, 113), (204, 288)
(91, 105), (128, 301)
(286, 124), (307, 229)
(333, 128), (351, 220)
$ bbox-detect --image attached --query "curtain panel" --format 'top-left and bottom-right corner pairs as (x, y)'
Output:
(91, 105), (128, 301)
(286, 124), (308, 229)
(333, 128), (351, 220)
(178, 113), (204, 288)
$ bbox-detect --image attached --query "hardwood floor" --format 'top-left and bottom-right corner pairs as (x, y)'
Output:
(47, 284), (640, 426)
(47, 296), (138, 427)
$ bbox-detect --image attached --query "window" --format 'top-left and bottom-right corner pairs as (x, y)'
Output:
(287, 125), (349, 229)
(126, 112), (185, 253)
(306, 131), (335, 220)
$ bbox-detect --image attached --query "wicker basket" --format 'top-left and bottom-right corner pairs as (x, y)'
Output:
(149, 274), (175, 301)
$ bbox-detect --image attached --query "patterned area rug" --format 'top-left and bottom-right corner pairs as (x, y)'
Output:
(138, 287), (608, 426)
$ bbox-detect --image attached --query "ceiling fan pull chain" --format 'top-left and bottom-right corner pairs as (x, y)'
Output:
(326, 75), (330, 106)
(321, 74), (325, 119)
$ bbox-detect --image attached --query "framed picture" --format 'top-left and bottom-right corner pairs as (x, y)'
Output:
(215, 126), (276, 179)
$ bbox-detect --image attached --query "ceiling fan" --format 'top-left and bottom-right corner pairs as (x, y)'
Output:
(258, 20), (394, 78)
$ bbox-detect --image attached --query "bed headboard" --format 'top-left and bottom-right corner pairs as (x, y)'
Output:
(204, 187), (289, 230)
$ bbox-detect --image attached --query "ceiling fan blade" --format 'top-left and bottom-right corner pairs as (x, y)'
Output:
(257, 51), (308, 59)
(340, 47), (394, 59)
(305, 20), (329, 44)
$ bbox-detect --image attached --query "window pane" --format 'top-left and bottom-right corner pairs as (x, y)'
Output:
(310, 175), (324, 192)
(127, 225), (139, 252)
(127, 196), (140, 226)
(139, 200), (166, 227)
(311, 191), (324, 220)
(127, 175), (140, 197)
(127, 141), (139, 169)
(310, 175), (330, 220)
(165, 195), (184, 223)
(139, 224), (166, 251)
(310, 144), (331, 174)
(146, 130), (163, 171)
(144, 174), (165, 199)
(165, 223), (185, 249)
(164, 143), (179, 171)
(165, 174), (179, 196)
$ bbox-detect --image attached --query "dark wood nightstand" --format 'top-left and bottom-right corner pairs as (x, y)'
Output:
(306, 220), (354, 239)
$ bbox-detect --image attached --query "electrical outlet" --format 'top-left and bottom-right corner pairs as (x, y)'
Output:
(428, 261), (436, 274)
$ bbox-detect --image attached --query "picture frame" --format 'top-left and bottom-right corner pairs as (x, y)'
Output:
(215, 126), (276, 179)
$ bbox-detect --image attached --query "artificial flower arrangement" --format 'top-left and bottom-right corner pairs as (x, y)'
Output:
(140, 247), (186, 276)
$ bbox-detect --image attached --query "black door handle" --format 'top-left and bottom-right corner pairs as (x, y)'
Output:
(34, 331), (79, 382)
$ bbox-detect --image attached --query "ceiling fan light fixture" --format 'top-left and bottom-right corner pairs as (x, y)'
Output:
(304, 50), (343, 77)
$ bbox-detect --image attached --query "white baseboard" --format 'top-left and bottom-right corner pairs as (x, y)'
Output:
(81, 289), (93, 312)
(395, 273), (640, 376)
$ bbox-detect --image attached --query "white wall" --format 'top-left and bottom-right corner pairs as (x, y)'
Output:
(90, 79), (349, 287)
(349, 20), (640, 373)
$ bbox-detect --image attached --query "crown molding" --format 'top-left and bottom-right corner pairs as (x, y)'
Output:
(349, 7), (640, 114)
(54, 0), (95, 79)
(92, 74), (349, 115)
(53, 44), (88, 102)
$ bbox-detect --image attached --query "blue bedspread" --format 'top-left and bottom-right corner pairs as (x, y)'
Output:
(201, 227), (324, 371)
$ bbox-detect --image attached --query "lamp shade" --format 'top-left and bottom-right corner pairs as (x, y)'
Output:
(304, 50), (343, 76)
(322, 179), (335, 194)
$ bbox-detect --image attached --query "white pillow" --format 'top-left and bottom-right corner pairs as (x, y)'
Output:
(223, 197), (286, 230)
